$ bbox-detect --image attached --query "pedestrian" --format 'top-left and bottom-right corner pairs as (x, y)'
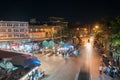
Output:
(100, 57), (103, 63)
(28, 74), (32, 80)
(106, 66), (111, 76)
(34, 69), (39, 80)
(31, 71), (35, 80)
(88, 39), (90, 43)
(113, 67), (118, 78)
(103, 66), (107, 74)
(99, 64), (103, 75)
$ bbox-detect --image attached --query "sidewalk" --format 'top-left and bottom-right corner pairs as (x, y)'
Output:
(99, 74), (113, 80)
(103, 74), (120, 80)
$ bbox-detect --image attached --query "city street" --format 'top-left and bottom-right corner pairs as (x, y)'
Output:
(1, 1), (120, 80)
(35, 38), (113, 80)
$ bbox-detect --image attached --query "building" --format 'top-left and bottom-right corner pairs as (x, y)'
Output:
(29, 31), (46, 41)
(29, 17), (68, 41)
(49, 17), (68, 28)
(29, 25), (61, 40)
(0, 21), (29, 41)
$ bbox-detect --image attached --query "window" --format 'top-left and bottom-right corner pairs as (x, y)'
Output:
(14, 34), (19, 38)
(20, 24), (24, 26)
(1, 29), (6, 32)
(2, 23), (6, 26)
(8, 29), (12, 32)
(36, 28), (38, 32)
(14, 29), (19, 32)
(25, 29), (28, 32)
(14, 24), (19, 27)
(7, 24), (12, 26)
(8, 34), (12, 37)
(20, 34), (24, 37)
(20, 29), (24, 32)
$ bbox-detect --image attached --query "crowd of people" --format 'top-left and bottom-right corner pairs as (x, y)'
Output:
(27, 69), (45, 80)
(99, 57), (119, 78)
(0, 67), (30, 80)
(94, 40), (120, 78)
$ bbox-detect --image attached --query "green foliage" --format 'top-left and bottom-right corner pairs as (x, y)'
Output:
(116, 46), (120, 54)
(99, 16), (120, 55)
(109, 31), (120, 54)
(109, 33), (120, 46)
(100, 16), (112, 27)
(111, 16), (120, 34)
(95, 32), (104, 41)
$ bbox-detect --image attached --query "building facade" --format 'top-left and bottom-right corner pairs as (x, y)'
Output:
(29, 25), (61, 39)
(29, 17), (68, 40)
(0, 21), (29, 40)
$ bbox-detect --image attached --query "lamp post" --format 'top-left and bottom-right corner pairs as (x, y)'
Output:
(30, 29), (34, 56)
(88, 25), (91, 36)
(95, 25), (99, 29)
(92, 25), (99, 34)
(30, 18), (36, 56)
(51, 27), (55, 54)
(60, 26), (64, 42)
(51, 27), (54, 40)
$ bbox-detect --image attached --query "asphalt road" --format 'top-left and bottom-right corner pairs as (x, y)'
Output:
(35, 38), (113, 80)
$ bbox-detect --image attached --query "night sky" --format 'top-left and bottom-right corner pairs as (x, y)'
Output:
(0, 0), (120, 24)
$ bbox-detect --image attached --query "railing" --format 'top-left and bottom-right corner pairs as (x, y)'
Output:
(19, 66), (39, 80)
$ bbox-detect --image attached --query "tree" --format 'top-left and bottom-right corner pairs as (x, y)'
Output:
(95, 31), (105, 44)
(109, 32), (120, 54)
(99, 16), (112, 28)
(111, 16), (120, 34)
(106, 16), (120, 56)
(99, 16), (113, 35)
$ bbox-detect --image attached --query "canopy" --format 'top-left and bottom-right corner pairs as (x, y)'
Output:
(42, 40), (49, 47)
(48, 40), (54, 48)
(59, 41), (65, 47)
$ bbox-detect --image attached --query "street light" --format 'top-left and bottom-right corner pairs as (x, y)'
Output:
(51, 27), (54, 40)
(84, 28), (87, 31)
(30, 28), (34, 56)
(95, 25), (99, 29)
(60, 27), (63, 42)
(92, 25), (99, 33)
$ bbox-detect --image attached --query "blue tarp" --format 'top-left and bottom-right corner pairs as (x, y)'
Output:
(29, 58), (41, 66)
(63, 44), (74, 49)
(25, 58), (41, 67)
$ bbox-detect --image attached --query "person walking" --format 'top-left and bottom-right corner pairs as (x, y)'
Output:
(113, 67), (118, 78)
(103, 65), (107, 74)
(99, 64), (103, 75)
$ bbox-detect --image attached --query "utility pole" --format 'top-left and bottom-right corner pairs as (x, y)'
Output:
(30, 18), (36, 56)
(89, 25), (91, 36)
(60, 27), (62, 41)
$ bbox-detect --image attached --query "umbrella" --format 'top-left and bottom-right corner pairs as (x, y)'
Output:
(48, 40), (54, 48)
(26, 58), (41, 66)
(42, 40), (49, 48)
(59, 41), (65, 47)
(12, 55), (41, 67)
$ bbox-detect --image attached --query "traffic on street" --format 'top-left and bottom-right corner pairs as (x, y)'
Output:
(34, 37), (117, 80)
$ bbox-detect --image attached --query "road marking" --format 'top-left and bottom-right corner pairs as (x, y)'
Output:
(90, 74), (92, 80)
(75, 72), (79, 80)
(75, 67), (80, 80)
